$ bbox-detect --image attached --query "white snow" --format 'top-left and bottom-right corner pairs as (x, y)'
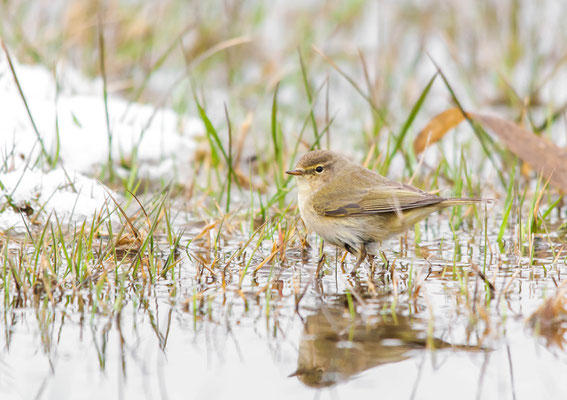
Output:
(0, 168), (115, 233)
(0, 55), (204, 178)
(0, 52), (204, 232)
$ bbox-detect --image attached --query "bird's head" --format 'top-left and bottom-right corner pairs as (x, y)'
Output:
(286, 150), (347, 192)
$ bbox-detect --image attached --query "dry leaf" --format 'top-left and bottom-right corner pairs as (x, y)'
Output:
(470, 113), (567, 192)
(413, 107), (466, 154)
(415, 108), (567, 192)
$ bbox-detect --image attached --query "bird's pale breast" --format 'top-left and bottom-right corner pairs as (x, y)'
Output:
(298, 181), (383, 252)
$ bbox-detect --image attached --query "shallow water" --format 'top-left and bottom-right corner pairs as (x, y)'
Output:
(3, 0), (567, 397)
(2, 212), (567, 400)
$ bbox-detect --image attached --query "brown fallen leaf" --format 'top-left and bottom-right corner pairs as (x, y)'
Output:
(471, 113), (567, 192)
(415, 107), (567, 192)
(413, 108), (467, 154)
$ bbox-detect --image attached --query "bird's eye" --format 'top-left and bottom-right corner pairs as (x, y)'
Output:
(315, 166), (324, 173)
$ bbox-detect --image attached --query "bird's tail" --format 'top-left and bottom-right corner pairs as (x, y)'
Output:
(442, 197), (492, 206)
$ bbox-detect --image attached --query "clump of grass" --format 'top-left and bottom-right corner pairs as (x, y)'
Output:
(528, 282), (567, 348)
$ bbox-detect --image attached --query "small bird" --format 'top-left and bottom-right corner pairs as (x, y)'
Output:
(286, 150), (481, 274)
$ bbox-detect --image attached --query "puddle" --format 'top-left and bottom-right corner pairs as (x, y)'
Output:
(2, 2), (567, 398)
(1, 211), (566, 399)
(290, 297), (466, 388)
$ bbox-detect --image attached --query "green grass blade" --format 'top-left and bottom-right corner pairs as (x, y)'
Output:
(384, 72), (437, 174)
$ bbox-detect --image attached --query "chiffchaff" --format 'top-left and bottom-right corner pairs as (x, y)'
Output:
(286, 150), (482, 275)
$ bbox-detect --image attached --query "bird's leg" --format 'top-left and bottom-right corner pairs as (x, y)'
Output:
(368, 254), (376, 278)
(351, 244), (367, 277)
(343, 243), (355, 274)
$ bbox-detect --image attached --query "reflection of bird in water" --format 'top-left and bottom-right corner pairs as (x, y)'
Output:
(289, 299), (464, 388)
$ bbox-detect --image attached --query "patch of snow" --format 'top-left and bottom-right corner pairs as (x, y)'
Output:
(0, 208), (25, 233)
(0, 168), (116, 233)
(0, 54), (204, 180)
(0, 52), (204, 231)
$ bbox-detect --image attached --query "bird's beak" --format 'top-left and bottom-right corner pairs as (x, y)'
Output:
(287, 369), (303, 377)
(286, 169), (304, 176)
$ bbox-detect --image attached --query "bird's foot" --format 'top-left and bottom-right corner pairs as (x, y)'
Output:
(350, 245), (367, 277)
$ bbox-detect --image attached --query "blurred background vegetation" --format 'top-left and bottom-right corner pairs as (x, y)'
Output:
(3, 1), (566, 152)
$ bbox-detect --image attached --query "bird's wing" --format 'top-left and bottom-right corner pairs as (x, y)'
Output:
(312, 173), (444, 217)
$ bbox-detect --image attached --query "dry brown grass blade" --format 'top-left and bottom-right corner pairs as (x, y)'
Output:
(416, 108), (567, 192)
(192, 221), (218, 242)
(252, 243), (283, 274)
(100, 185), (142, 243)
(470, 263), (496, 297)
(414, 107), (467, 154)
(126, 189), (152, 231)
